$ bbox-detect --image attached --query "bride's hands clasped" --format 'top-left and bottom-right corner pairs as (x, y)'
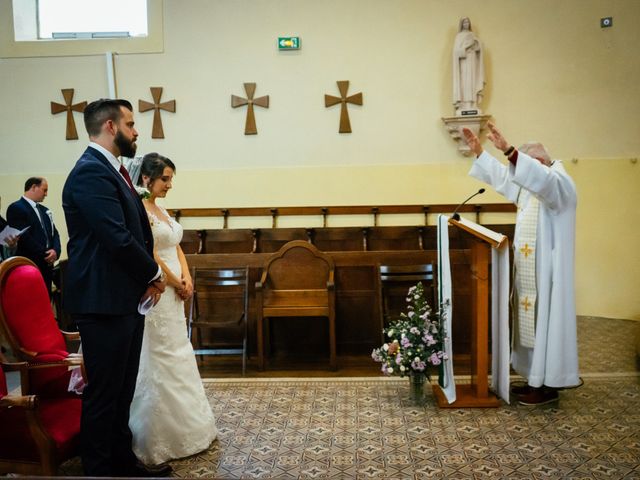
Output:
(176, 274), (193, 300)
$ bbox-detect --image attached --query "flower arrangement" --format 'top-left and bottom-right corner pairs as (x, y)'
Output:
(371, 282), (448, 379)
(135, 185), (151, 200)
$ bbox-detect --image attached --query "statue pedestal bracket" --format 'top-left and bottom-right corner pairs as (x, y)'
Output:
(442, 114), (492, 157)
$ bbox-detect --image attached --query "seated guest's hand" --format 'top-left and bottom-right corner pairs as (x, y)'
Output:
(5, 234), (18, 248)
(44, 248), (58, 264)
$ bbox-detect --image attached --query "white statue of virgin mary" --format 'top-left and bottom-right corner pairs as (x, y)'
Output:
(452, 17), (485, 115)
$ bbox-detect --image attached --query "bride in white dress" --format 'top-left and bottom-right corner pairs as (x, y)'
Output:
(129, 153), (217, 465)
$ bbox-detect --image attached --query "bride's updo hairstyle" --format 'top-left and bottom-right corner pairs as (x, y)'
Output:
(138, 152), (176, 187)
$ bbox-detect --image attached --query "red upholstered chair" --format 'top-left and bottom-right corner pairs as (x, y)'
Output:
(0, 361), (81, 475)
(0, 257), (83, 397)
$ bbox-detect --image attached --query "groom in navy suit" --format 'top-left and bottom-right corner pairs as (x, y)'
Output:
(62, 99), (170, 477)
(6, 177), (61, 295)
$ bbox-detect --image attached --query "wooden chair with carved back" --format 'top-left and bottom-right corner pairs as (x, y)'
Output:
(255, 240), (336, 370)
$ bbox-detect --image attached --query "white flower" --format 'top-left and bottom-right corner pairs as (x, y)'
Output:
(383, 343), (389, 351)
(387, 367), (394, 374)
(399, 365), (406, 372)
(134, 186), (150, 199)
(387, 329), (395, 337)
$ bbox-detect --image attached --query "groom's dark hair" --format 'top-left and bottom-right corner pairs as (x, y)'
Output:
(84, 99), (133, 137)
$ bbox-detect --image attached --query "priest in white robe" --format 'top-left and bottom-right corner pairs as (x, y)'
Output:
(462, 122), (580, 405)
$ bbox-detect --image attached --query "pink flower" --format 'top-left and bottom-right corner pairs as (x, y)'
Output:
(429, 352), (442, 366)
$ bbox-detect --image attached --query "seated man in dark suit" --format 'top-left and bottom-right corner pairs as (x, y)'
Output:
(6, 178), (61, 295)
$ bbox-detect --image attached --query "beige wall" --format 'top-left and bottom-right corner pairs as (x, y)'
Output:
(1, 0), (639, 319)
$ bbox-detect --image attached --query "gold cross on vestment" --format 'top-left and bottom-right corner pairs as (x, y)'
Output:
(521, 297), (532, 312)
(519, 243), (533, 258)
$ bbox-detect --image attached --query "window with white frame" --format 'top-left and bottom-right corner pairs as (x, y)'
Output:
(3, 0), (161, 57)
(14, 0), (148, 41)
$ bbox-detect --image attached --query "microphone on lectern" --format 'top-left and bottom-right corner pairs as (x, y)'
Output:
(451, 188), (485, 221)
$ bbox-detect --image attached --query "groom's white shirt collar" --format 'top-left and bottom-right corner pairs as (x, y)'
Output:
(89, 142), (121, 173)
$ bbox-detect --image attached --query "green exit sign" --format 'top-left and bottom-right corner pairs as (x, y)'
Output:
(278, 36), (300, 50)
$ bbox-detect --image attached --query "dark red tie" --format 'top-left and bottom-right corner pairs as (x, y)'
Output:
(119, 164), (137, 195)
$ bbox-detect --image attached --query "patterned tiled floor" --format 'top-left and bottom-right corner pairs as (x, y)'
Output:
(57, 317), (639, 478)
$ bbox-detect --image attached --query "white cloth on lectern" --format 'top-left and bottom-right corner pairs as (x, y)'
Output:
(437, 214), (456, 404)
(491, 243), (511, 403)
(469, 150), (579, 389)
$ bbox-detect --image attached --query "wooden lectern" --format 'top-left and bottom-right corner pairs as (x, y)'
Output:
(433, 217), (507, 408)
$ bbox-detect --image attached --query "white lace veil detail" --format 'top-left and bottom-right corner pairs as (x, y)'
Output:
(122, 156), (144, 186)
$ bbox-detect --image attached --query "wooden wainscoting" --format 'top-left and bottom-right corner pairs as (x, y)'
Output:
(185, 223), (515, 374)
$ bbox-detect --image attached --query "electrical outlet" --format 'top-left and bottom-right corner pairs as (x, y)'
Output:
(601, 17), (613, 28)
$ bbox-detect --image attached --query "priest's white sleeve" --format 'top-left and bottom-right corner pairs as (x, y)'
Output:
(469, 151), (521, 204)
(510, 153), (577, 212)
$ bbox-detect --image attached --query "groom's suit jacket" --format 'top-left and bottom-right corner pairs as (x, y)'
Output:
(62, 146), (157, 315)
(6, 197), (61, 286)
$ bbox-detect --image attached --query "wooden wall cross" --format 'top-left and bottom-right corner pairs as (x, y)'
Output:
(324, 80), (363, 133)
(139, 87), (176, 139)
(231, 83), (269, 135)
(50, 89), (87, 140)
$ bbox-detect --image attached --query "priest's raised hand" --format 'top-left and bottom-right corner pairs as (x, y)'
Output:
(462, 122), (510, 157)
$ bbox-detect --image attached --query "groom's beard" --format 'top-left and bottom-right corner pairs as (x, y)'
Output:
(115, 130), (137, 158)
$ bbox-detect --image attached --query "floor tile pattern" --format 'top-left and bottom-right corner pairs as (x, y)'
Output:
(55, 316), (639, 479)
(161, 377), (639, 479)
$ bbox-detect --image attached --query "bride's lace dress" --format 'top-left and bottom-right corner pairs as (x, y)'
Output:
(129, 207), (217, 465)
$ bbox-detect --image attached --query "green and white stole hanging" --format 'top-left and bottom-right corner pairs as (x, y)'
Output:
(437, 214), (456, 404)
(514, 190), (539, 348)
